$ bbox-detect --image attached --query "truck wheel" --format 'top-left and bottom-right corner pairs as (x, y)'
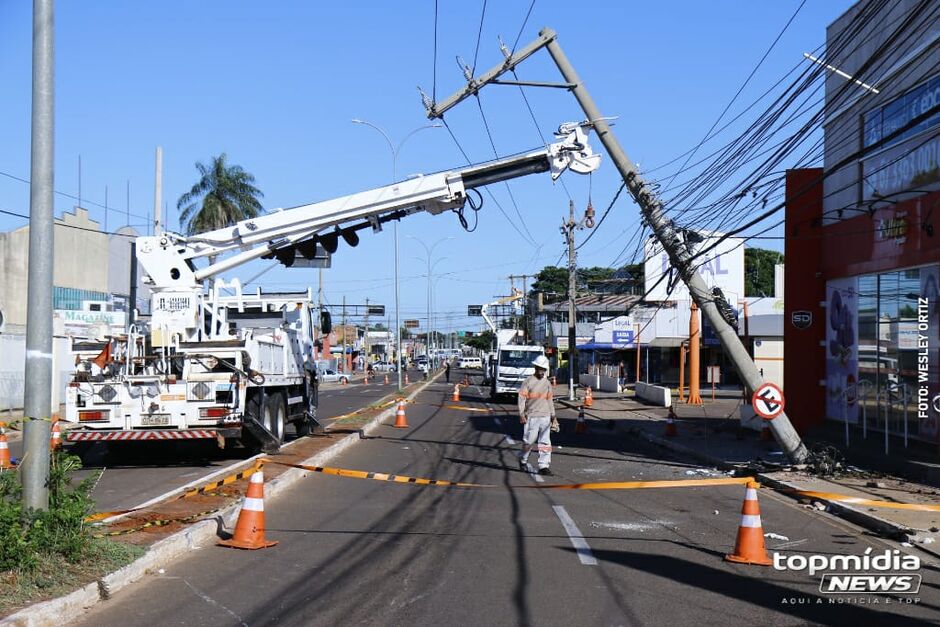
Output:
(263, 392), (286, 443)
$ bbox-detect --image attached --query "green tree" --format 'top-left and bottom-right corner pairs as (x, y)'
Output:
(744, 247), (783, 297)
(530, 266), (568, 303)
(177, 153), (264, 235)
(464, 330), (495, 352)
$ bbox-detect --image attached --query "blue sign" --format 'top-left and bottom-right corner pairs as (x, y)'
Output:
(612, 330), (635, 347)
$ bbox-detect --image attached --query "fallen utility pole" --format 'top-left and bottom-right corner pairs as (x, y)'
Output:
(426, 27), (809, 463)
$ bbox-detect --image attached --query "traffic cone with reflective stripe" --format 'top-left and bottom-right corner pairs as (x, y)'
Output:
(393, 399), (409, 429)
(585, 387), (594, 409)
(452, 384), (461, 402)
(218, 470), (278, 550)
(405, 372), (410, 385)
(49, 418), (62, 451)
(665, 407), (678, 437)
(0, 426), (13, 469)
(725, 482), (772, 566)
(384, 374), (390, 385)
(575, 406), (588, 434)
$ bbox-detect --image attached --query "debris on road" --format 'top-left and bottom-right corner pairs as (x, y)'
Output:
(764, 532), (790, 541)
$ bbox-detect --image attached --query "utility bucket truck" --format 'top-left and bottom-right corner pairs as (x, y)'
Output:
(65, 122), (600, 453)
(481, 290), (546, 399)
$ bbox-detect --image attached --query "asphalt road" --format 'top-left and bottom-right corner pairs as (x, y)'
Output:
(77, 371), (940, 626)
(8, 376), (404, 513)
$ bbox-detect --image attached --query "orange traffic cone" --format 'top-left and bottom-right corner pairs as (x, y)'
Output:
(585, 387), (594, 409)
(760, 424), (773, 441)
(218, 470), (278, 550)
(463, 374), (469, 386)
(552, 376), (557, 388)
(665, 407), (678, 437)
(404, 372), (410, 385)
(725, 482), (772, 566)
(575, 406), (587, 434)
(393, 399), (409, 428)
(50, 419), (62, 451)
(452, 384), (461, 402)
(0, 426), (13, 469)
(384, 373), (390, 385)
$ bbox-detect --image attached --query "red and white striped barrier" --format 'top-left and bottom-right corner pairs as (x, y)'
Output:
(67, 430), (219, 442)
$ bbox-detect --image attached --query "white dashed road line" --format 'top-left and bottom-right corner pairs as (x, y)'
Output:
(552, 505), (597, 565)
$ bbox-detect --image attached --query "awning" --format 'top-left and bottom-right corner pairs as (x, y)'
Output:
(649, 337), (686, 348)
(577, 342), (634, 351)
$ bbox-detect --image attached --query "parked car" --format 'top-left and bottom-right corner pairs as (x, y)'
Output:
(373, 360), (397, 372)
(318, 369), (349, 384)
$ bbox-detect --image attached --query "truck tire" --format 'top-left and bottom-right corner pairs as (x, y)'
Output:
(263, 391), (286, 443)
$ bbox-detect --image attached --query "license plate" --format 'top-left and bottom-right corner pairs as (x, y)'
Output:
(141, 414), (170, 427)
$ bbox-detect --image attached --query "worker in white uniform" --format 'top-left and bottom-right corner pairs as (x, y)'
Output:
(517, 355), (558, 476)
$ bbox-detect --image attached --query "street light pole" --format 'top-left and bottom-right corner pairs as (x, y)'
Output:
(351, 120), (440, 389)
(408, 236), (453, 368)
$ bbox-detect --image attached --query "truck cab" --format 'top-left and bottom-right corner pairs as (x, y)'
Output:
(490, 345), (545, 398)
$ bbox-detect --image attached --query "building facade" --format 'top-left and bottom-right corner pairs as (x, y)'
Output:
(785, 0), (940, 444)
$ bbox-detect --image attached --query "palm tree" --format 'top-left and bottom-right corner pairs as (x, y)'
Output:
(177, 153), (264, 235)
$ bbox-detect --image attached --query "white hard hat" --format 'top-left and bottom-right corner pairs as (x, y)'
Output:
(532, 355), (550, 370)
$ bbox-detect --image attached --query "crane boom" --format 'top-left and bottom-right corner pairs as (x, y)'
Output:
(137, 123), (600, 292)
(138, 122), (600, 342)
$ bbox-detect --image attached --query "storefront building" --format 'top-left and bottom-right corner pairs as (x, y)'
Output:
(784, 0), (940, 445)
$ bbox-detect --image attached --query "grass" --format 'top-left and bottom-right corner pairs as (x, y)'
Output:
(0, 538), (144, 616)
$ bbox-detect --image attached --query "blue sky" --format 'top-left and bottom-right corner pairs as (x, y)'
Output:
(0, 1), (855, 333)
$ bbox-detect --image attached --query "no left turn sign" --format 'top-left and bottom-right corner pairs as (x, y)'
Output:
(752, 382), (785, 420)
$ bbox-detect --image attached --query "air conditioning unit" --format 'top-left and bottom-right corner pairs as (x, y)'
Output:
(82, 300), (113, 313)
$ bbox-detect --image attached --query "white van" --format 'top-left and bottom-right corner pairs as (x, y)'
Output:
(458, 357), (483, 369)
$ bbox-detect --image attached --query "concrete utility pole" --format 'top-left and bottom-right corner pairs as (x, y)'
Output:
(426, 27), (808, 463)
(22, 0), (55, 510)
(542, 31), (807, 462)
(507, 274), (535, 341)
(341, 295), (347, 373)
(563, 201), (579, 402)
(364, 298), (370, 364)
(153, 146), (163, 235)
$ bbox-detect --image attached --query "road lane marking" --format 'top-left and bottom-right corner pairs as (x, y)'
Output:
(520, 462), (543, 483)
(553, 505), (597, 565)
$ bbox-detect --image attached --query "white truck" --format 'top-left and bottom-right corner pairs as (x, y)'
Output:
(64, 122), (600, 452)
(480, 292), (546, 398)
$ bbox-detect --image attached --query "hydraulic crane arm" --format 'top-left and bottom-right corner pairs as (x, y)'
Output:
(480, 289), (524, 334)
(137, 122), (600, 291)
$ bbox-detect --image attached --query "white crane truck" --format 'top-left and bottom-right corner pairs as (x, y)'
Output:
(480, 290), (546, 398)
(64, 123), (600, 453)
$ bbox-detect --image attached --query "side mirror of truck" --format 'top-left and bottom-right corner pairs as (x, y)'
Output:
(320, 311), (332, 335)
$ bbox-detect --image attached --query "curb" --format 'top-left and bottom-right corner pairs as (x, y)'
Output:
(561, 400), (940, 558)
(1, 373), (444, 627)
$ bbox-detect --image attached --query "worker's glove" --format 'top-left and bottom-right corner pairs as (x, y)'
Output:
(550, 417), (560, 433)
(519, 415), (527, 425)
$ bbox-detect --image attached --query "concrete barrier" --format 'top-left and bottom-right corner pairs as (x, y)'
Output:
(635, 381), (672, 407)
(597, 374), (621, 394)
(579, 373), (600, 390)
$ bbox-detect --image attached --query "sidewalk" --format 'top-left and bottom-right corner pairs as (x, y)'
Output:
(557, 388), (940, 558)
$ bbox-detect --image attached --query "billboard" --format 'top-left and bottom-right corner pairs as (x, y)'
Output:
(593, 316), (636, 348)
(825, 278), (859, 425)
(644, 232), (744, 302)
